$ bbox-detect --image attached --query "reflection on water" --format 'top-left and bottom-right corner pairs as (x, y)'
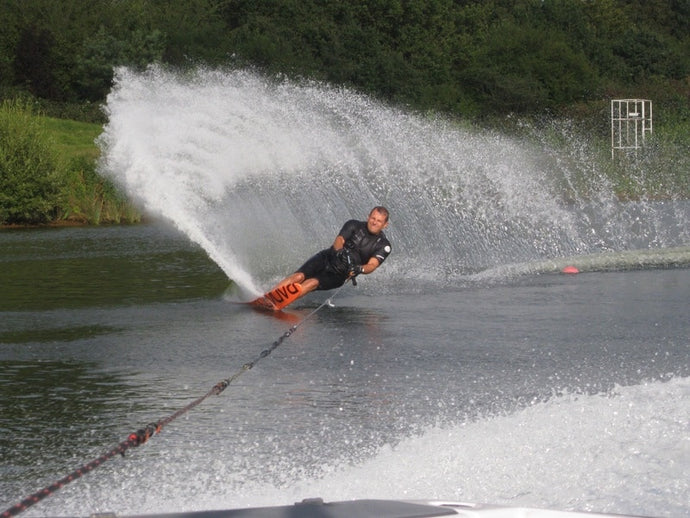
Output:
(0, 359), (151, 485)
(0, 225), (228, 311)
(0, 324), (116, 344)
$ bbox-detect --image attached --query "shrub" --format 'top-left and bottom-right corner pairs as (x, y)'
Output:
(0, 99), (63, 224)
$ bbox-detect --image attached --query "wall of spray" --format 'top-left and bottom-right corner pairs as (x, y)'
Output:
(98, 66), (688, 294)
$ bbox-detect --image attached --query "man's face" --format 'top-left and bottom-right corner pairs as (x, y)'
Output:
(366, 210), (388, 234)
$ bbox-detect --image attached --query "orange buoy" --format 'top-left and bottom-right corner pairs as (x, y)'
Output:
(562, 265), (579, 274)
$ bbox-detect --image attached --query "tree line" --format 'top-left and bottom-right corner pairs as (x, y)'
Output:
(1, 0), (689, 119)
(2, 0), (689, 225)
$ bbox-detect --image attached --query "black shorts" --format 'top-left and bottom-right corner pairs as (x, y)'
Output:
(297, 249), (349, 291)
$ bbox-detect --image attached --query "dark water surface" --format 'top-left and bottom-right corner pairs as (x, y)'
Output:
(1, 225), (688, 517)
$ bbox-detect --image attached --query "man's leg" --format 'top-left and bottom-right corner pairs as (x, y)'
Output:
(273, 274), (318, 299)
(274, 272), (305, 289)
(299, 277), (319, 294)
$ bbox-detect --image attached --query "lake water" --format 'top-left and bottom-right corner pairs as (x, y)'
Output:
(2, 67), (689, 518)
(1, 224), (688, 518)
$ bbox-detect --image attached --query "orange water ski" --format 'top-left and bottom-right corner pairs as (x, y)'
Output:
(249, 282), (303, 311)
(248, 296), (278, 311)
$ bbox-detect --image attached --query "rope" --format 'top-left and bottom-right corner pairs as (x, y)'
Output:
(1, 284), (348, 518)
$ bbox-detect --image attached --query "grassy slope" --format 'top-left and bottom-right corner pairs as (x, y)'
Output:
(37, 116), (142, 225)
(43, 117), (102, 161)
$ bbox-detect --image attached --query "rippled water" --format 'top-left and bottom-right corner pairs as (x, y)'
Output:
(1, 225), (688, 517)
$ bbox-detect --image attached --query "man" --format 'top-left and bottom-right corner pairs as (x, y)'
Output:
(253, 206), (392, 310)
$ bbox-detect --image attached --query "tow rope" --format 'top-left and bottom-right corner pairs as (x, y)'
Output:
(2, 285), (348, 518)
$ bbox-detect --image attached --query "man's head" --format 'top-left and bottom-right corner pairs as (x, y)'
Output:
(367, 206), (389, 234)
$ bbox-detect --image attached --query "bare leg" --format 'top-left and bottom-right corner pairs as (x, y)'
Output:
(299, 277), (319, 295)
(272, 272), (305, 290)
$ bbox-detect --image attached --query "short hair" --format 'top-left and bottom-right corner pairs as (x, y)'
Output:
(370, 206), (390, 222)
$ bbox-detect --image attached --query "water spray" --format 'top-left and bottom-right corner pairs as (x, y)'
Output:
(99, 66), (688, 288)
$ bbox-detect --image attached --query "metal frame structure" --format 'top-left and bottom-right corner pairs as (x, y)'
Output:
(611, 99), (652, 159)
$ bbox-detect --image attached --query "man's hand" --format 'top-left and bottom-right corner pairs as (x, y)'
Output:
(349, 264), (364, 277)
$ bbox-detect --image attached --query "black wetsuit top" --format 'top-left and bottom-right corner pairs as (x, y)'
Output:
(338, 219), (391, 267)
(297, 219), (392, 291)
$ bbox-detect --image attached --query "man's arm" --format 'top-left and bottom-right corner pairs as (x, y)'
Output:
(359, 257), (380, 275)
(332, 235), (345, 250)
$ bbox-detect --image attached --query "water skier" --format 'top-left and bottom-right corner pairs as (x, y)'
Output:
(253, 206), (392, 310)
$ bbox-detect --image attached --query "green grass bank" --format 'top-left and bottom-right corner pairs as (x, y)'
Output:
(0, 100), (139, 226)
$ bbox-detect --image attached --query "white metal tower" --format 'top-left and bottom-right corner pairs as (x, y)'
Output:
(611, 99), (652, 159)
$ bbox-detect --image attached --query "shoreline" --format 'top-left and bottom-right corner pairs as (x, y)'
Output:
(1, 219), (113, 230)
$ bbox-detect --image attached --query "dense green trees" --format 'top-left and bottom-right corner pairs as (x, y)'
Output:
(1, 0), (688, 118)
(1, 0), (688, 224)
